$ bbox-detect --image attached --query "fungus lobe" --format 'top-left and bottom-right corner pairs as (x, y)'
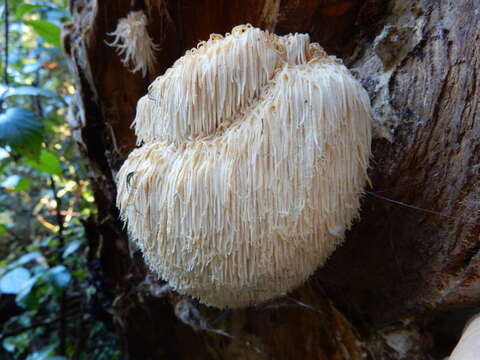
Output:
(107, 10), (160, 77)
(116, 24), (372, 308)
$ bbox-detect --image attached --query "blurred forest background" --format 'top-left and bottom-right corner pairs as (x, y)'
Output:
(0, 0), (122, 358)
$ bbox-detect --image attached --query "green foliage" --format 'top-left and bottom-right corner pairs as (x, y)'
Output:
(4, 86), (58, 98)
(1, 174), (32, 191)
(0, 108), (44, 156)
(0, 268), (31, 294)
(25, 150), (61, 175)
(0, 0), (123, 359)
(15, 4), (43, 19)
(24, 20), (61, 48)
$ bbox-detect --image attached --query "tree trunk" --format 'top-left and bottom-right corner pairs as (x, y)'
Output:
(63, 0), (480, 358)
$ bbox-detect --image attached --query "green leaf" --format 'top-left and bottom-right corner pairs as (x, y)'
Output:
(38, 235), (58, 247)
(0, 267), (31, 294)
(0, 174), (21, 188)
(63, 240), (81, 258)
(0, 175), (31, 191)
(0, 147), (9, 159)
(0, 223), (6, 236)
(24, 20), (61, 48)
(0, 211), (13, 226)
(3, 330), (33, 353)
(12, 251), (42, 267)
(5, 86), (57, 98)
(15, 177), (31, 191)
(15, 274), (42, 308)
(22, 62), (42, 74)
(0, 108), (44, 156)
(26, 344), (56, 360)
(26, 150), (61, 175)
(3, 336), (16, 352)
(15, 4), (43, 19)
(46, 265), (71, 288)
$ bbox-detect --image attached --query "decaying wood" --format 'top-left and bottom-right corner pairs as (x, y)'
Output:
(63, 0), (479, 358)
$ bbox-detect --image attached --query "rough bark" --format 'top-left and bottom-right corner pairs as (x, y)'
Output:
(63, 0), (479, 359)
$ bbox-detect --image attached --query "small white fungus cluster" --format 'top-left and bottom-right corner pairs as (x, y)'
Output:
(107, 10), (159, 77)
(116, 25), (372, 308)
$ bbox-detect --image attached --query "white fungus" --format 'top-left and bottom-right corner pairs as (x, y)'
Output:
(450, 315), (480, 360)
(116, 24), (372, 308)
(107, 10), (160, 77)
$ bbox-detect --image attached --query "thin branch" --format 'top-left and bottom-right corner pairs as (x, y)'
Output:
(257, 295), (326, 315)
(49, 176), (67, 356)
(3, 0), (8, 86)
(0, 309), (78, 341)
(366, 190), (476, 224)
(0, 318), (59, 341)
(0, 0), (9, 108)
(72, 298), (86, 360)
(50, 177), (65, 254)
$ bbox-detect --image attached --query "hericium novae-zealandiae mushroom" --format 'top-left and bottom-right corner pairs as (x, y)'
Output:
(107, 10), (160, 77)
(116, 24), (372, 308)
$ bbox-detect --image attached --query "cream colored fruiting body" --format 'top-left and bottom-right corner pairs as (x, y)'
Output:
(450, 315), (480, 360)
(107, 10), (159, 77)
(116, 25), (372, 308)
